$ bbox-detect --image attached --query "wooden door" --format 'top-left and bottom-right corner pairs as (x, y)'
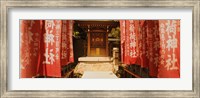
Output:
(90, 32), (106, 56)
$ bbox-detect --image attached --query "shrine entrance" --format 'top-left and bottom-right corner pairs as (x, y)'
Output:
(75, 20), (119, 57)
(89, 32), (107, 56)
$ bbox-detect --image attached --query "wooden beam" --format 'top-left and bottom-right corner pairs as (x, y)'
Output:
(106, 26), (109, 56)
(75, 20), (119, 26)
(90, 30), (106, 33)
(87, 25), (91, 56)
(75, 20), (119, 32)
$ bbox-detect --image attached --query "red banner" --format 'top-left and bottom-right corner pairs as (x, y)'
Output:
(20, 20), (42, 78)
(61, 20), (74, 66)
(61, 20), (69, 66)
(39, 20), (62, 77)
(20, 20), (75, 78)
(146, 20), (160, 77)
(120, 20), (126, 63)
(157, 20), (180, 78)
(120, 20), (139, 65)
(68, 20), (74, 63)
(124, 21), (130, 64)
(139, 20), (149, 68)
(120, 20), (180, 78)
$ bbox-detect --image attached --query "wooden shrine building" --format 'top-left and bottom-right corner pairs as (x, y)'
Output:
(75, 20), (119, 57)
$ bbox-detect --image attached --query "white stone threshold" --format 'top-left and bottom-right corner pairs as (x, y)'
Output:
(82, 71), (118, 78)
(78, 57), (112, 62)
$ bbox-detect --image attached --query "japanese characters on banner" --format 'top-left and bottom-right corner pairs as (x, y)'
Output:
(129, 20), (139, 64)
(120, 20), (139, 65)
(158, 20), (180, 78)
(61, 20), (74, 66)
(41, 20), (62, 77)
(139, 21), (149, 68)
(120, 20), (180, 78)
(146, 20), (160, 77)
(124, 21), (130, 64)
(20, 20), (42, 78)
(61, 20), (68, 66)
(20, 20), (75, 78)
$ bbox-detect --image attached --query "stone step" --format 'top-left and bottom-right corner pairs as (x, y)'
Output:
(74, 62), (113, 74)
(78, 57), (112, 62)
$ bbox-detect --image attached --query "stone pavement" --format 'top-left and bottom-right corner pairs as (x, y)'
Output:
(74, 62), (113, 74)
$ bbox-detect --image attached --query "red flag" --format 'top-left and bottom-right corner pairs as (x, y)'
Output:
(120, 20), (139, 65)
(157, 20), (180, 78)
(39, 20), (62, 77)
(68, 20), (74, 63)
(61, 20), (74, 66)
(124, 21), (130, 64)
(128, 20), (137, 64)
(146, 20), (159, 77)
(120, 20), (180, 78)
(120, 20), (126, 63)
(139, 20), (149, 68)
(61, 20), (69, 66)
(20, 20), (42, 78)
(133, 20), (140, 65)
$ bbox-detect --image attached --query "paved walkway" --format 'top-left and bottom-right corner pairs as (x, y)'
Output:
(74, 62), (113, 74)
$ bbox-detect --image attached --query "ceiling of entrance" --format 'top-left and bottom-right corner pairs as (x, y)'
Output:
(74, 20), (119, 33)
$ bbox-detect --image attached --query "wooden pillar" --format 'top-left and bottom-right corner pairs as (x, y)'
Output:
(87, 25), (90, 56)
(106, 26), (109, 56)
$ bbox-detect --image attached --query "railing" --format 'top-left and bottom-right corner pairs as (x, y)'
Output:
(123, 68), (141, 78)
(117, 65), (150, 78)
(62, 69), (74, 78)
